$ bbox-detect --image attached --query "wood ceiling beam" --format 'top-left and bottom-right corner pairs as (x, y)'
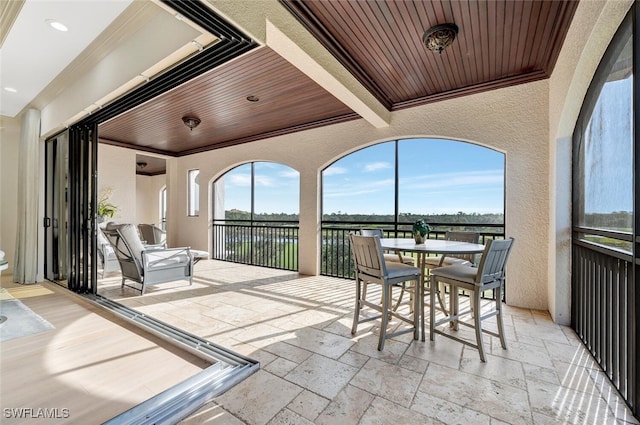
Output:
(266, 20), (390, 128)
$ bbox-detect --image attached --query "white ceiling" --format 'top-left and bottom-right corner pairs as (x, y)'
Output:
(0, 0), (132, 118)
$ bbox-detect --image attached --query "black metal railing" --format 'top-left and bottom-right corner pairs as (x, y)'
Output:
(210, 219), (505, 297)
(572, 231), (636, 416)
(320, 221), (505, 278)
(211, 220), (299, 271)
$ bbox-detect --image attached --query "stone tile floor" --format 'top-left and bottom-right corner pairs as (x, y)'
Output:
(98, 260), (638, 425)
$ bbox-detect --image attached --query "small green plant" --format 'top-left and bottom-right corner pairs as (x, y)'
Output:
(412, 219), (431, 237)
(97, 187), (118, 219)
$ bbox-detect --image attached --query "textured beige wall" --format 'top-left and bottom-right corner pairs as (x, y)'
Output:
(97, 144), (136, 224)
(136, 174), (166, 227)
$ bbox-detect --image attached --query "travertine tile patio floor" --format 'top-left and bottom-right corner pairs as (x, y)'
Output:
(97, 260), (638, 425)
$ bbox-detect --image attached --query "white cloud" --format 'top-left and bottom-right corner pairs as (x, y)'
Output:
(227, 173), (252, 187)
(403, 169), (503, 190)
(279, 170), (300, 179)
(364, 161), (391, 172)
(323, 166), (348, 176)
(324, 178), (394, 198)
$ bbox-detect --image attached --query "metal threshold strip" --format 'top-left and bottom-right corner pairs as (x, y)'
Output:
(86, 295), (259, 425)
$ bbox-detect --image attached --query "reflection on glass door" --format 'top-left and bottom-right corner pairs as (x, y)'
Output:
(45, 132), (69, 285)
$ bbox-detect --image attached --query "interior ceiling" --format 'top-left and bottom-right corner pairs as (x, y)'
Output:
(6, 0), (578, 157)
(0, 0), (133, 117)
(136, 154), (166, 176)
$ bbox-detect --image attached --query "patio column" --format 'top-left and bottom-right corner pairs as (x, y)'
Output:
(297, 168), (320, 275)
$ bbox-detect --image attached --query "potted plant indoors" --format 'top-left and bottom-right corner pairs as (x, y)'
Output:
(97, 187), (118, 223)
(412, 219), (431, 244)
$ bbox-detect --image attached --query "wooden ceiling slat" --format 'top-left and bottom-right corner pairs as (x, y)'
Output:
(521, 1), (541, 72)
(386, 2), (431, 96)
(354, 1), (423, 99)
(486, 0), (498, 80)
(513, 2), (531, 74)
(445, 1), (469, 88)
(401, 1), (450, 94)
(311, 1), (406, 102)
(531, 1), (554, 71)
(477, 1), (490, 82)
(462, 1), (480, 84)
(500, 0), (514, 79)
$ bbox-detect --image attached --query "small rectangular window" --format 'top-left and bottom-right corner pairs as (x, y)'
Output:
(188, 169), (200, 216)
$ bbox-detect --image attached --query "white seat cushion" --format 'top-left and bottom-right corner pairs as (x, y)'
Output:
(385, 261), (420, 280)
(118, 224), (146, 266)
(425, 256), (471, 268)
(430, 264), (478, 285)
(383, 253), (415, 265)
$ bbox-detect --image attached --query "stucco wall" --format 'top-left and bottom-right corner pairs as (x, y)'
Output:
(97, 144), (137, 224)
(173, 80), (550, 310)
(136, 174), (166, 227)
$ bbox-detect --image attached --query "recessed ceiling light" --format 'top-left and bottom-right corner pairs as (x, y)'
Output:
(46, 19), (68, 32)
(4, 87), (17, 93)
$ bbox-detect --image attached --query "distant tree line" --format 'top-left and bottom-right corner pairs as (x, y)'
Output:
(582, 211), (631, 230)
(225, 209), (505, 225)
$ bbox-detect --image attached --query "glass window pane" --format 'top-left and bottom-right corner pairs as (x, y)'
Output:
(160, 187), (167, 229)
(398, 138), (504, 220)
(253, 162), (299, 217)
(578, 33), (632, 244)
(217, 164), (252, 220)
(322, 141), (395, 220)
(188, 169), (200, 216)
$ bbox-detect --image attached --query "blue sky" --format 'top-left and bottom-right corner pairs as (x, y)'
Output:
(583, 77), (632, 214)
(323, 139), (504, 215)
(220, 138), (505, 215)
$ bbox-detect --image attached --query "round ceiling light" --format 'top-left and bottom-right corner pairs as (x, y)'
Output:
(182, 116), (201, 131)
(46, 19), (68, 32)
(422, 23), (458, 54)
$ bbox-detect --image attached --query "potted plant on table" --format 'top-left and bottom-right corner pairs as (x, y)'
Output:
(412, 219), (431, 244)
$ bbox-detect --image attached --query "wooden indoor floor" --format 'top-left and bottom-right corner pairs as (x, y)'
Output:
(0, 276), (211, 424)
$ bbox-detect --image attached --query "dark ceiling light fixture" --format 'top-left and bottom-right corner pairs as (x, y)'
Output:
(182, 116), (201, 131)
(422, 23), (458, 54)
(136, 161), (147, 170)
(246, 95), (259, 102)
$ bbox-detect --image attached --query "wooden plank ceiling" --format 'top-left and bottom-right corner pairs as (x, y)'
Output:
(99, 0), (578, 156)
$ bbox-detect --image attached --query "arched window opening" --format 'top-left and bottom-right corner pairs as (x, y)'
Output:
(212, 162), (300, 270)
(321, 138), (505, 278)
(571, 10), (637, 416)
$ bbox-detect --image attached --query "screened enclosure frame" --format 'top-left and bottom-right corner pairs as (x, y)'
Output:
(571, 6), (639, 419)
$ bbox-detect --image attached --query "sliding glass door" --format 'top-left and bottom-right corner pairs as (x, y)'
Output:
(44, 133), (69, 284)
(44, 124), (98, 293)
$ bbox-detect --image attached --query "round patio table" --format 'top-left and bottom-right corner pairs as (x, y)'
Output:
(379, 238), (486, 341)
